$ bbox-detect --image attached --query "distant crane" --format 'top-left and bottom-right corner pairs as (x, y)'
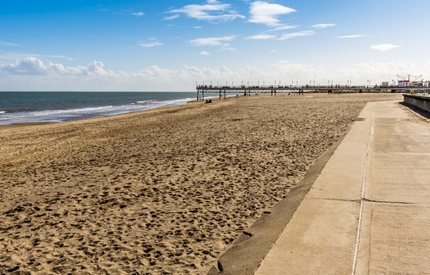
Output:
(412, 75), (423, 81)
(397, 74), (409, 81)
(411, 75), (424, 86)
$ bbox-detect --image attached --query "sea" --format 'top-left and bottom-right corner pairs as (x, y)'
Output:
(0, 92), (196, 125)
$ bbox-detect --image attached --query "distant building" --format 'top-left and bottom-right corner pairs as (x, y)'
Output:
(398, 80), (409, 88)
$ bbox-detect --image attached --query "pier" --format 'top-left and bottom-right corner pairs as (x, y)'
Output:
(195, 84), (429, 101)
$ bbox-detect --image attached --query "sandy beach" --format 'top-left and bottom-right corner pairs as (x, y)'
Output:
(0, 93), (402, 274)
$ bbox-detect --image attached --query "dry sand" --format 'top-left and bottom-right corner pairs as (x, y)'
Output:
(0, 93), (402, 274)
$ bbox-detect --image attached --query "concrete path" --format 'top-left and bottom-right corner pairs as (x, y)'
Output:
(255, 101), (430, 274)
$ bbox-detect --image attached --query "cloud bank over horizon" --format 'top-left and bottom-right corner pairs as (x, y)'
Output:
(1, 56), (428, 91)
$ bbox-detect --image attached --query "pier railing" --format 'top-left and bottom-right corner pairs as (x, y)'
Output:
(195, 84), (430, 101)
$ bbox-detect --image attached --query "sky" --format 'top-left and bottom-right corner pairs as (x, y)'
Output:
(1, 0), (430, 91)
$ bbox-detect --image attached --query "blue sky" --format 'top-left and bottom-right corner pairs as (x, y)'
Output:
(1, 0), (429, 91)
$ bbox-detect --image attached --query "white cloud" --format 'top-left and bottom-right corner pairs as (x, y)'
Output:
(0, 41), (22, 47)
(0, 57), (116, 77)
(336, 34), (366, 39)
(132, 11), (145, 17)
(270, 25), (298, 31)
(249, 1), (296, 26)
(189, 35), (236, 46)
(168, 0), (245, 22)
(139, 39), (163, 48)
(164, 14), (180, 21)
(85, 61), (115, 76)
(220, 45), (236, 52)
(0, 53), (75, 65)
(279, 31), (314, 40)
(2, 57), (48, 75)
(277, 60), (290, 65)
(246, 34), (276, 40)
(200, 51), (210, 56)
(312, 23), (336, 29)
(370, 44), (400, 52)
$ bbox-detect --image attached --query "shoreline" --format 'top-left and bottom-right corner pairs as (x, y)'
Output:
(0, 91), (196, 127)
(0, 93), (402, 273)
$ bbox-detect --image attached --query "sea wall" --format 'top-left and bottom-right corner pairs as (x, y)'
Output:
(403, 94), (430, 113)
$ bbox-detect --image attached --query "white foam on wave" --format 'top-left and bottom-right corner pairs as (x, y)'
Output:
(0, 97), (194, 125)
(136, 100), (156, 104)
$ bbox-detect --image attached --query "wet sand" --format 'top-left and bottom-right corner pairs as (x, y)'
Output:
(0, 93), (402, 274)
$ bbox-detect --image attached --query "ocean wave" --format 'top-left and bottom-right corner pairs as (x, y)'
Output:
(0, 97), (194, 125)
(136, 100), (156, 104)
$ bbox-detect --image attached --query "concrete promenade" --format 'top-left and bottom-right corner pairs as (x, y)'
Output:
(255, 100), (430, 274)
